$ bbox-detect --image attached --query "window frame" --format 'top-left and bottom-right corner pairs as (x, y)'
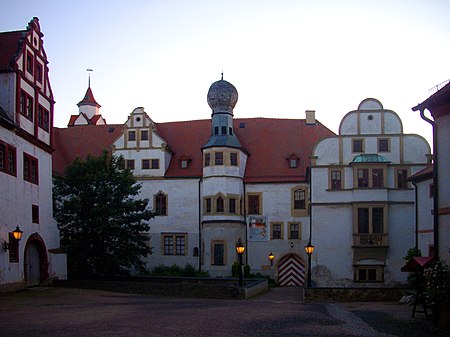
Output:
(23, 152), (39, 185)
(230, 152), (238, 166)
(352, 138), (364, 153)
(37, 104), (50, 131)
(204, 153), (210, 167)
(330, 168), (343, 190)
(270, 222), (284, 240)
(142, 159), (150, 170)
(26, 51), (34, 75)
(354, 266), (384, 283)
(215, 152), (223, 165)
(211, 240), (226, 266)
(140, 130), (149, 141)
(162, 233), (187, 256)
(19, 90), (34, 121)
(128, 130), (136, 141)
(32, 204), (39, 224)
(126, 159), (135, 170)
(395, 168), (409, 189)
(247, 193), (262, 215)
(378, 138), (390, 152)
(288, 222), (301, 240)
(151, 159), (159, 169)
(0, 140), (17, 176)
(154, 192), (168, 216)
(35, 62), (43, 83)
(354, 166), (387, 189)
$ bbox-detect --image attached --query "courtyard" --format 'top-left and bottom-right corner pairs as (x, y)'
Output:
(0, 287), (447, 337)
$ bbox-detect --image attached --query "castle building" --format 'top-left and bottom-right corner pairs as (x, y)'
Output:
(0, 18), (66, 292)
(54, 80), (432, 287)
(311, 98), (430, 286)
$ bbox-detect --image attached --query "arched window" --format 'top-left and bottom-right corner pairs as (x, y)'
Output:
(216, 196), (224, 213)
(294, 189), (306, 210)
(155, 193), (167, 215)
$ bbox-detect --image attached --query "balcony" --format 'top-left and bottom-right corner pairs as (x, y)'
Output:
(353, 233), (388, 247)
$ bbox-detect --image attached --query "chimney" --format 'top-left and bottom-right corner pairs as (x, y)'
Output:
(305, 110), (316, 125)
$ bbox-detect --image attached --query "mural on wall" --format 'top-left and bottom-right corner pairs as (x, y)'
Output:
(248, 216), (268, 241)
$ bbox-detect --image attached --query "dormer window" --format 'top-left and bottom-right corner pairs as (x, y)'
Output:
(287, 154), (299, 168)
(179, 156), (191, 169)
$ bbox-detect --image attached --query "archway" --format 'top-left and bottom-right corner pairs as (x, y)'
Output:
(277, 253), (306, 286)
(24, 233), (49, 287)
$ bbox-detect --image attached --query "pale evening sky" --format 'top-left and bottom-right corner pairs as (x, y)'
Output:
(1, 0), (449, 147)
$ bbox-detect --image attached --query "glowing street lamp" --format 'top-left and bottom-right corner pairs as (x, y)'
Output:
(235, 238), (245, 286)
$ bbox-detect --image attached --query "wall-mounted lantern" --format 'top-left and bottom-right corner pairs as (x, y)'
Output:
(3, 226), (23, 251)
(268, 252), (275, 266)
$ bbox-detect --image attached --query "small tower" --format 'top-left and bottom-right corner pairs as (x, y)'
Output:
(203, 76), (241, 149)
(67, 83), (106, 126)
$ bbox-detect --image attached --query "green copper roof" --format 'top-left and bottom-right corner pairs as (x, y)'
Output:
(351, 154), (390, 163)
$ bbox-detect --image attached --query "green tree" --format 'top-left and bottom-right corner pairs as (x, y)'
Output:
(53, 152), (155, 278)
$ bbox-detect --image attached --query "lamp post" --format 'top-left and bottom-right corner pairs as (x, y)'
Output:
(3, 226), (23, 251)
(304, 242), (315, 287)
(268, 252), (275, 267)
(235, 238), (245, 286)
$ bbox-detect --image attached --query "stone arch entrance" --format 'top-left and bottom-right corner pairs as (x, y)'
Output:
(277, 253), (306, 286)
(24, 234), (49, 287)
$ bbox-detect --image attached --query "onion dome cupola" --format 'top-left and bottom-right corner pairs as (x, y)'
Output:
(203, 75), (241, 149)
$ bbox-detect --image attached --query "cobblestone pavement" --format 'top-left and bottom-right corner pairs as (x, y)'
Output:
(0, 287), (448, 337)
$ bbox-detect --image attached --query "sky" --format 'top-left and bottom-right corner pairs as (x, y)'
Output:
(1, 0), (449, 147)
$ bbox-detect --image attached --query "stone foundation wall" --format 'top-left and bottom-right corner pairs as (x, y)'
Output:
(304, 287), (405, 302)
(54, 277), (268, 299)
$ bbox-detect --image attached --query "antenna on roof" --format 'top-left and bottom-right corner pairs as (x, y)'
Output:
(86, 68), (93, 87)
(221, 71), (223, 80)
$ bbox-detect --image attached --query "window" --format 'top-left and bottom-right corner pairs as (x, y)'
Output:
(23, 153), (38, 184)
(229, 127), (233, 135)
(215, 152), (223, 165)
(396, 169), (408, 188)
(205, 198), (212, 213)
(141, 130), (149, 141)
(36, 63), (43, 83)
(248, 194), (260, 214)
(181, 160), (188, 168)
(204, 153), (210, 167)
(26, 52), (33, 74)
(212, 241), (225, 265)
(0, 141), (16, 176)
(37, 105), (49, 131)
(151, 159), (159, 169)
(372, 168), (384, 188)
(128, 131), (136, 141)
(8, 233), (19, 263)
(293, 189), (306, 209)
(32, 204), (39, 224)
(229, 198), (236, 213)
(230, 153), (238, 166)
(155, 193), (167, 215)
(126, 159), (135, 170)
(221, 126), (227, 135)
(289, 159), (298, 168)
(214, 126), (219, 135)
(354, 267), (384, 283)
(355, 205), (386, 245)
(142, 159), (150, 169)
(331, 170), (342, 190)
(357, 169), (369, 187)
(216, 196), (224, 213)
(271, 223), (283, 240)
(163, 234), (187, 255)
(356, 167), (385, 188)
(20, 91), (33, 120)
(289, 223), (301, 239)
(378, 139), (389, 152)
(352, 139), (364, 153)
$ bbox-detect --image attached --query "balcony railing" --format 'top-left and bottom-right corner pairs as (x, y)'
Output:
(353, 233), (388, 246)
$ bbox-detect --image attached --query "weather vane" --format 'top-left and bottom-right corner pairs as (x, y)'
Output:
(86, 68), (93, 87)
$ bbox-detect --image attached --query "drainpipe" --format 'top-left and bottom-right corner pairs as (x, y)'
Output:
(198, 178), (202, 272)
(419, 109), (439, 260)
(243, 182), (248, 265)
(411, 181), (418, 250)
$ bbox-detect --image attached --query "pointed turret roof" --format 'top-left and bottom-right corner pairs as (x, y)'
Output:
(77, 86), (101, 108)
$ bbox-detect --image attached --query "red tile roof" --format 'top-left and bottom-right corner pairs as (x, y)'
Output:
(77, 87), (101, 108)
(53, 118), (335, 182)
(52, 124), (124, 176)
(408, 164), (433, 182)
(0, 30), (24, 71)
